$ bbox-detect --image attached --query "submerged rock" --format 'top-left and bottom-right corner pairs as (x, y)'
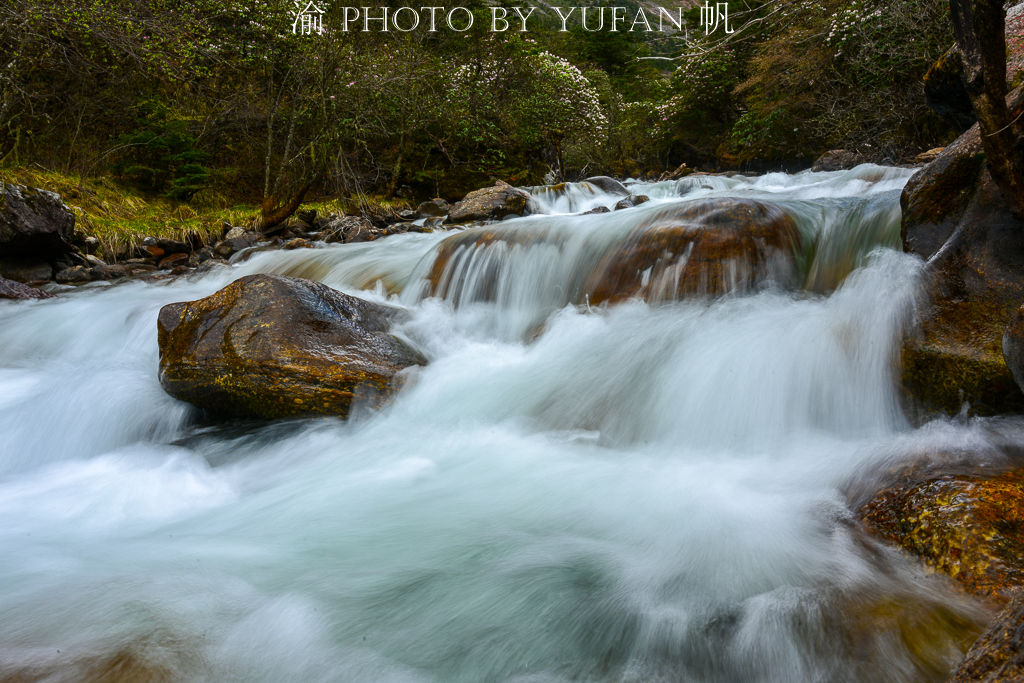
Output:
(900, 90), (1024, 416)
(860, 469), (1024, 602)
(157, 274), (426, 419)
(448, 180), (530, 223)
(583, 198), (802, 305)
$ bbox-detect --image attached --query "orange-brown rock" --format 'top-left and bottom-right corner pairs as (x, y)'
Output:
(582, 198), (802, 304)
(900, 87), (1024, 416)
(860, 469), (1024, 603)
(157, 274), (426, 419)
(948, 589), (1024, 682)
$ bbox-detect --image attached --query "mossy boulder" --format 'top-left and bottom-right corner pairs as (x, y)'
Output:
(948, 590), (1024, 682)
(860, 469), (1024, 603)
(157, 274), (426, 419)
(899, 87), (1024, 416)
(448, 181), (530, 223)
(582, 198), (802, 305)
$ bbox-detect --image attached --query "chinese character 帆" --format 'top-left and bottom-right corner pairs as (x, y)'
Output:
(699, 1), (734, 34)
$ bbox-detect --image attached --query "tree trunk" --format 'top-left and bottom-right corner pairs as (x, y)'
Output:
(950, 0), (1024, 217)
(257, 181), (313, 233)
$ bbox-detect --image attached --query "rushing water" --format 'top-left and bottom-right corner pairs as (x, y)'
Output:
(0, 166), (1016, 682)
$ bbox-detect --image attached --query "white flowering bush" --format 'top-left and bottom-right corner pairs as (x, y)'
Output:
(443, 46), (608, 153)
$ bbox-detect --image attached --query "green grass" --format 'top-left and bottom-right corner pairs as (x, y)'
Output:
(0, 167), (414, 262)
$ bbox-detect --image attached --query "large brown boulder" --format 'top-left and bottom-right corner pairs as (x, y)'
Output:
(899, 88), (1024, 416)
(948, 590), (1024, 682)
(448, 180), (530, 223)
(0, 183), (76, 259)
(157, 274), (426, 419)
(582, 198), (802, 305)
(860, 469), (1024, 603)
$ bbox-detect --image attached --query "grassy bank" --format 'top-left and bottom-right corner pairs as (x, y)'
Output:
(0, 167), (411, 261)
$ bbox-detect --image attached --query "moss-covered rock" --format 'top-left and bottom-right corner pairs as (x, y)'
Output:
(582, 198), (802, 304)
(860, 469), (1024, 602)
(157, 274), (426, 419)
(900, 88), (1024, 416)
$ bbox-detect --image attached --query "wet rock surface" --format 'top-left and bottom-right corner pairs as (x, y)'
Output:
(448, 180), (530, 223)
(583, 198), (802, 304)
(157, 274), (427, 420)
(948, 590), (1024, 682)
(811, 150), (867, 172)
(860, 469), (1024, 602)
(900, 88), (1024, 416)
(0, 276), (54, 300)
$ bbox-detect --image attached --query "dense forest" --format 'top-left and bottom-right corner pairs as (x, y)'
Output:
(0, 0), (959, 211)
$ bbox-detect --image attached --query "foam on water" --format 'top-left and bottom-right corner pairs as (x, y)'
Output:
(0, 167), (1009, 682)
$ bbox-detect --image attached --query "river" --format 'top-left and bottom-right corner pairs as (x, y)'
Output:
(0, 166), (1011, 682)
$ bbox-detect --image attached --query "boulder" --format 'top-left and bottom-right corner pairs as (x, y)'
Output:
(282, 238), (315, 250)
(54, 266), (91, 283)
(448, 181), (530, 223)
(582, 176), (629, 196)
(0, 277), (54, 300)
(860, 469), (1024, 602)
(0, 183), (76, 260)
(582, 198), (802, 305)
(948, 590), (1024, 682)
(582, 206), (610, 215)
(157, 274), (427, 419)
(214, 232), (261, 258)
(900, 89), (1024, 416)
(0, 257), (53, 283)
(416, 199), (450, 217)
(811, 150), (867, 172)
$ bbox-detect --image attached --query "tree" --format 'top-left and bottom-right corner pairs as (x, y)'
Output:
(949, 0), (1024, 216)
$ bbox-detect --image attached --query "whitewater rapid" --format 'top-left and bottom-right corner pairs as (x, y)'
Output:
(0, 166), (1013, 682)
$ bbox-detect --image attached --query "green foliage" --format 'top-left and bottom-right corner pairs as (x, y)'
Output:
(0, 0), (964, 199)
(112, 102), (212, 200)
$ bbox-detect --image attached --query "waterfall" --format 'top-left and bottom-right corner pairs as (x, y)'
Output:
(0, 165), (1004, 683)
